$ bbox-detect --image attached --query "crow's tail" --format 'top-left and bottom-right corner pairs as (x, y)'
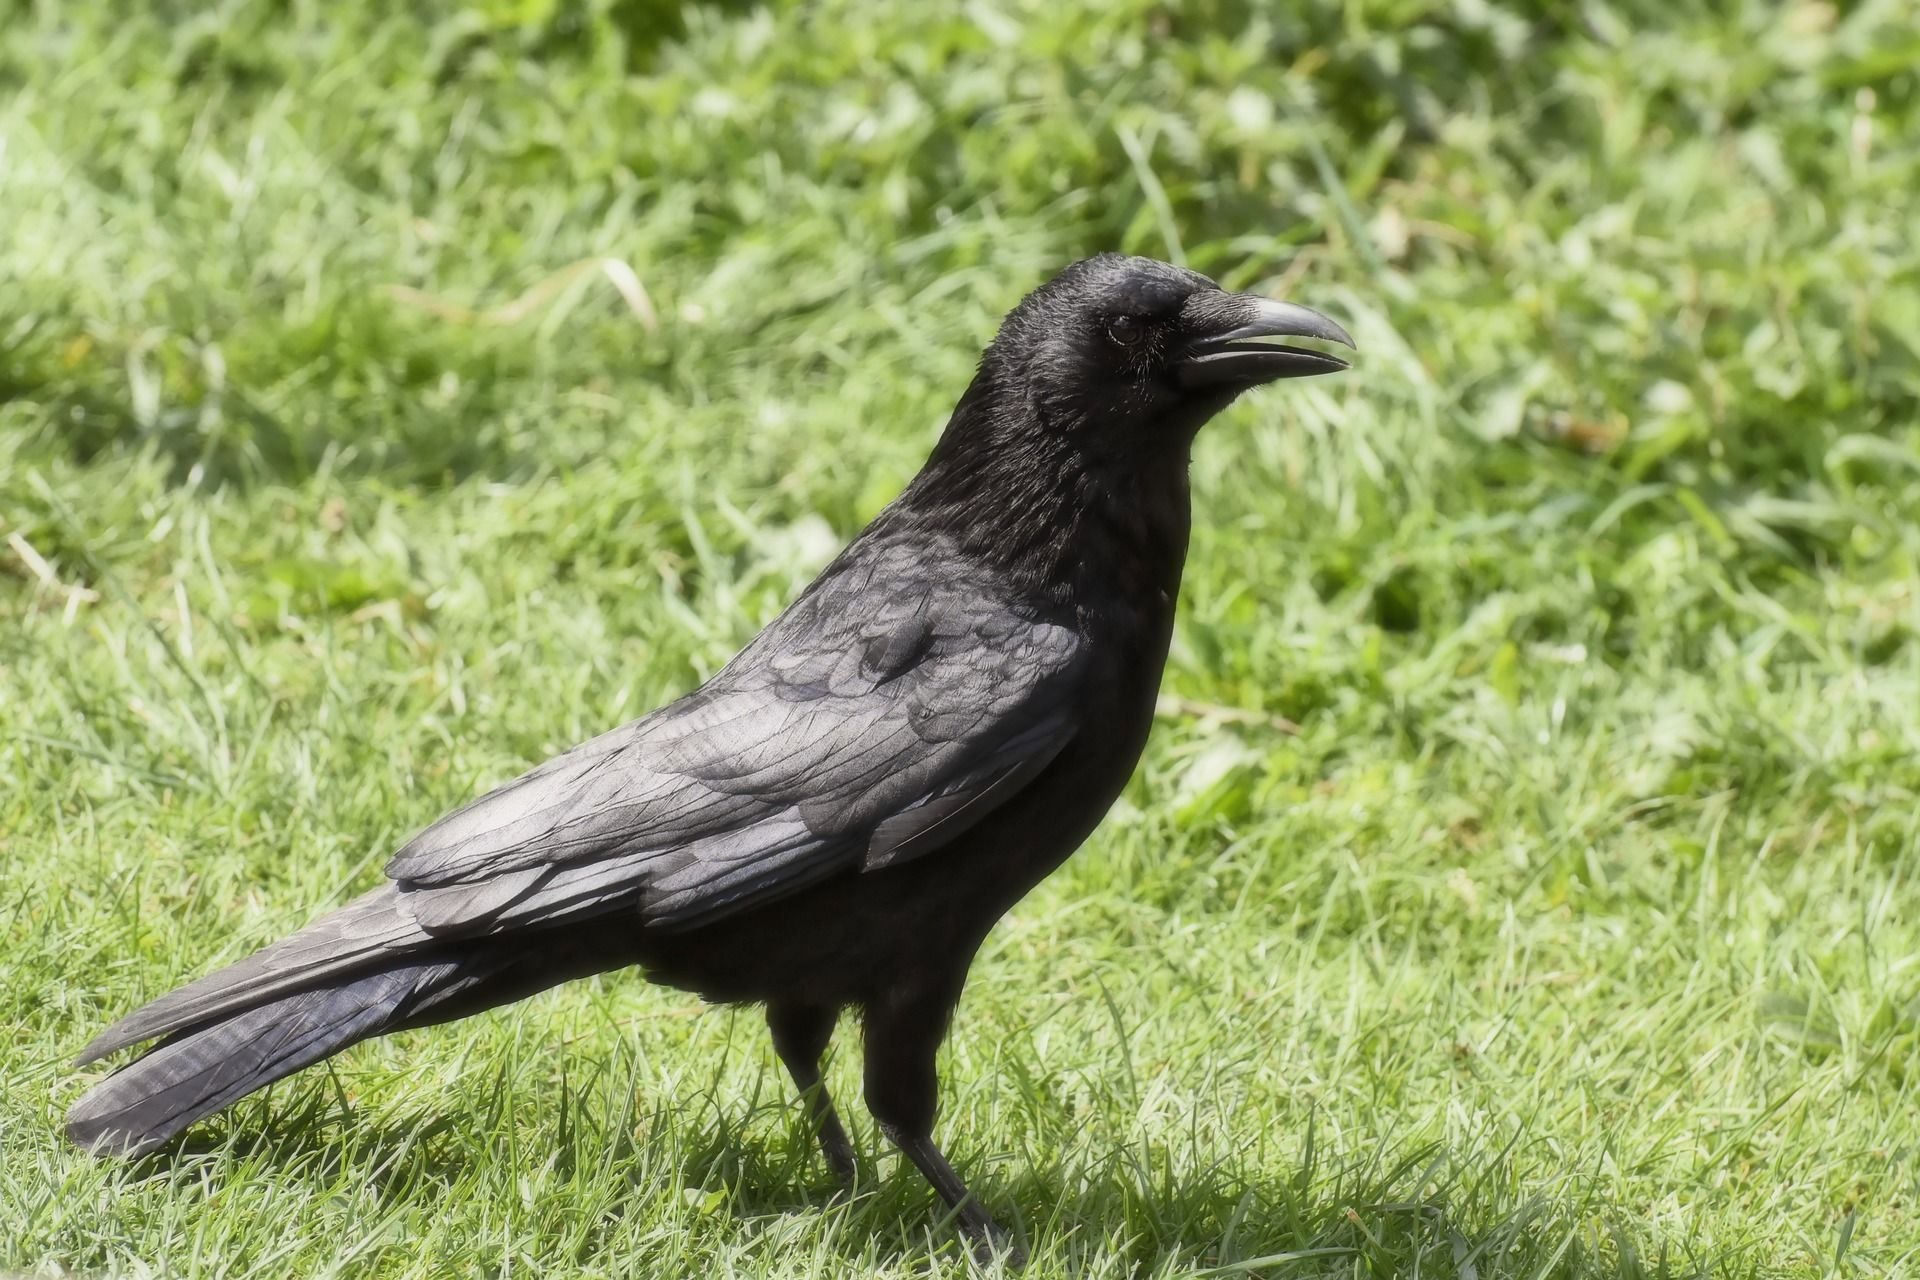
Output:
(66, 885), (619, 1158)
(66, 955), (475, 1157)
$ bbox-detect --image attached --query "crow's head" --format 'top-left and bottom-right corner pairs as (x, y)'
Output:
(979, 254), (1353, 454)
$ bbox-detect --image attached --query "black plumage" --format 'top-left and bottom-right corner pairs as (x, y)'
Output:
(67, 254), (1353, 1263)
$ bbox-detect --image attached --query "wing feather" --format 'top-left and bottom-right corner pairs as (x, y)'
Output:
(382, 538), (1082, 936)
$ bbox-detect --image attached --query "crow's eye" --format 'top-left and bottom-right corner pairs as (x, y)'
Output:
(1108, 315), (1144, 347)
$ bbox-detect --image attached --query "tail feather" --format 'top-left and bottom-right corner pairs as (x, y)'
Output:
(76, 888), (426, 1065)
(67, 918), (623, 1159)
(66, 959), (456, 1157)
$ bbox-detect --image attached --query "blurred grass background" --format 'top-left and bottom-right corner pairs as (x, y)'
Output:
(3, 0), (1918, 1276)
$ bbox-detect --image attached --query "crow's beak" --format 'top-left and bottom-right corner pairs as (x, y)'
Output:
(1178, 296), (1356, 390)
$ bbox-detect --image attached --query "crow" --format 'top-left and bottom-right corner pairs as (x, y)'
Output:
(66, 253), (1353, 1264)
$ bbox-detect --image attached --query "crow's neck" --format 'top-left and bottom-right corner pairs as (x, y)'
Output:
(893, 382), (1193, 607)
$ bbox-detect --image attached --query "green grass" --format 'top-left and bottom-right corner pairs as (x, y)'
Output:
(4, 0), (1919, 1275)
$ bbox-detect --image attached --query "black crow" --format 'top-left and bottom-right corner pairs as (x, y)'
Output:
(66, 253), (1353, 1264)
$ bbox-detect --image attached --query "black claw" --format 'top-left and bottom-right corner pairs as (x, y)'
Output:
(820, 1129), (858, 1187)
(960, 1218), (1026, 1270)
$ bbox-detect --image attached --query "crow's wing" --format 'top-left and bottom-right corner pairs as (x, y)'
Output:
(384, 542), (1083, 935)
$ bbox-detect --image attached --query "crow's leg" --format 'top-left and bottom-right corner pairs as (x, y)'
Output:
(767, 1001), (858, 1185)
(863, 987), (1024, 1268)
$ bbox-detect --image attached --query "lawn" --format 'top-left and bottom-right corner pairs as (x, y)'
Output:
(3, 1), (1918, 1276)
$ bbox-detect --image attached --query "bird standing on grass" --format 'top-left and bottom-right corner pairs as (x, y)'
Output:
(67, 253), (1354, 1265)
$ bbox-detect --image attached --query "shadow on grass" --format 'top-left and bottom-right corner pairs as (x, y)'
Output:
(107, 1087), (1743, 1278)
